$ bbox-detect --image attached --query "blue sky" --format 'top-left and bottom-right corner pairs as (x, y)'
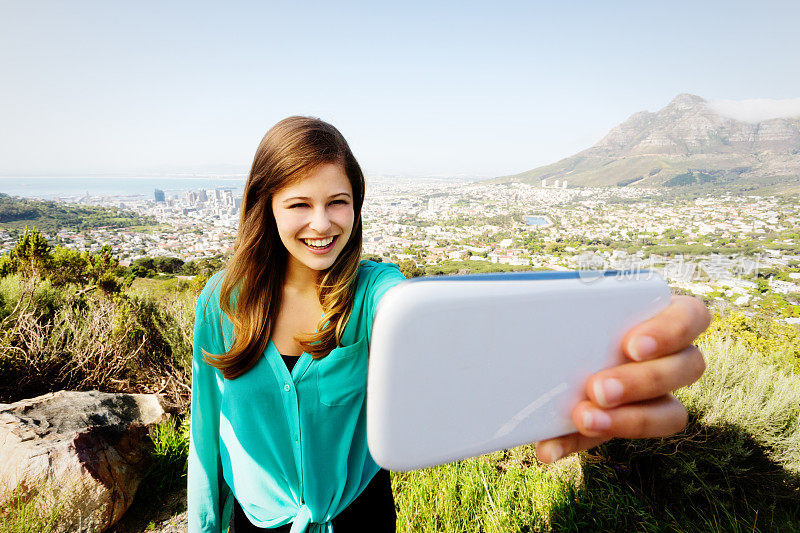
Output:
(1, 1), (798, 177)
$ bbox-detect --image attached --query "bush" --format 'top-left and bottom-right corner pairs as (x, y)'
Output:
(0, 284), (190, 408)
(699, 311), (800, 373)
(48, 246), (90, 287)
(142, 416), (190, 495)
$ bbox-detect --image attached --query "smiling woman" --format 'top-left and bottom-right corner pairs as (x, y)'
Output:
(188, 116), (403, 533)
(205, 117), (368, 379)
(187, 115), (711, 533)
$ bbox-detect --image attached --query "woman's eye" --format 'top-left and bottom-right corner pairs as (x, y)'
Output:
(288, 200), (347, 208)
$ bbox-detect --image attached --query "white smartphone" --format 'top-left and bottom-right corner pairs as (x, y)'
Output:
(366, 270), (671, 471)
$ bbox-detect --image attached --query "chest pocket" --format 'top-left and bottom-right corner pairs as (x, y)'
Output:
(317, 336), (369, 406)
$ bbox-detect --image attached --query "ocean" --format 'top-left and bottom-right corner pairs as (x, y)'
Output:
(0, 176), (247, 200)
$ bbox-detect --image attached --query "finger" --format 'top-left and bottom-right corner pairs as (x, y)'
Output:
(572, 394), (688, 439)
(587, 345), (706, 408)
(535, 433), (608, 464)
(622, 295), (711, 362)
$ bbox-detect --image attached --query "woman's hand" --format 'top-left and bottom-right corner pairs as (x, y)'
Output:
(535, 294), (711, 463)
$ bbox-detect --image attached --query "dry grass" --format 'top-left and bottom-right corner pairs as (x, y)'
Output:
(0, 274), (190, 410)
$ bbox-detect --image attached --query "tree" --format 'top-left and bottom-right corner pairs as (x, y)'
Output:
(132, 257), (156, 272)
(97, 272), (123, 294)
(154, 256), (184, 274)
(179, 261), (199, 276)
(399, 259), (423, 278)
(545, 242), (566, 254)
(756, 278), (770, 294)
(8, 226), (52, 278)
(49, 246), (91, 287)
(361, 254), (383, 263)
(86, 245), (119, 285)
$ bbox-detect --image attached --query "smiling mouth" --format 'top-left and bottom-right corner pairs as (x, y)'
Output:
(300, 235), (338, 250)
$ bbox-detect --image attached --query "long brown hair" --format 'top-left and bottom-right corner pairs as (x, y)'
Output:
(202, 116), (365, 379)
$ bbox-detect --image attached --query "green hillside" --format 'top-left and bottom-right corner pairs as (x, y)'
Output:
(0, 193), (157, 233)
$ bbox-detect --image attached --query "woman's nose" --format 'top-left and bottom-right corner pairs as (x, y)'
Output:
(308, 206), (332, 233)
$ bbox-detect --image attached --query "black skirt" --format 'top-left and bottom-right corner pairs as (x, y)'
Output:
(228, 468), (396, 532)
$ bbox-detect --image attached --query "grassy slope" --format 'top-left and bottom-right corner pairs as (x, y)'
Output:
(3, 276), (799, 532)
(392, 331), (800, 532)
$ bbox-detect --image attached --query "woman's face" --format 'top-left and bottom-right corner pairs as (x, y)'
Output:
(271, 163), (355, 274)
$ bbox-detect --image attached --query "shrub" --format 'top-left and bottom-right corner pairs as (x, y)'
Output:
(699, 311), (800, 373)
(0, 284), (190, 408)
(142, 415), (190, 495)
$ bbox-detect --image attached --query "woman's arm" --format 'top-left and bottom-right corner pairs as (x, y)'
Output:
(536, 294), (710, 462)
(187, 285), (232, 533)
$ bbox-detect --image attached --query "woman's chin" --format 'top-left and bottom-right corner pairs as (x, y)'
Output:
(293, 250), (340, 271)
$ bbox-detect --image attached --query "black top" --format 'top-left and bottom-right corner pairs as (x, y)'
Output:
(280, 353), (298, 373)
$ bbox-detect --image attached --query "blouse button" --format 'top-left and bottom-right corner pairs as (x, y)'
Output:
(284, 383), (291, 392)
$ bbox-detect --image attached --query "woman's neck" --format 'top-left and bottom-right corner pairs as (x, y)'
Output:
(283, 255), (321, 295)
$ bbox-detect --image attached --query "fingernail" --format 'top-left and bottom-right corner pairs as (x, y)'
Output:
(547, 443), (563, 462)
(583, 409), (612, 431)
(628, 335), (657, 361)
(594, 378), (624, 407)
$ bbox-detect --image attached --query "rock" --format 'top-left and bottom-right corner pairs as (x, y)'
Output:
(107, 486), (188, 533)
(0, 390), (171, 533)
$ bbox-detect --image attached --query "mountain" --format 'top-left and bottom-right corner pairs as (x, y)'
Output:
(490, 94), (800, 194)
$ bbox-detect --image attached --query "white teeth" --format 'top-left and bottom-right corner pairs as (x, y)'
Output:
(302, 236), (335, 248)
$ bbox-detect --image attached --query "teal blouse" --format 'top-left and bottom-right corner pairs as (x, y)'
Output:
(188, 260), (407, 533)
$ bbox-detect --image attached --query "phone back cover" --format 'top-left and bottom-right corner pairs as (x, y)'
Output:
(366, 270), (670, 471)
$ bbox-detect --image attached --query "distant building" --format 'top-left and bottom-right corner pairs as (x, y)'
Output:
(553, 179), (560, 188)
(427, 198), (436, 214)
(222, 189), (234, 205)
(154, 189), (165, 202)
(541, 179), (547, 187)
(562, 180), (567, 188)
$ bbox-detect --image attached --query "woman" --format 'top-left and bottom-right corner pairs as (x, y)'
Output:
(188, 116), (710, 532)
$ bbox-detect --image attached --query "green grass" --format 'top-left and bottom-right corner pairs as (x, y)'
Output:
(144, 416), (191, 495)
(84, 329), (800, 531)
(389, 329), (800, 532)
(2, 289), (799, 532)
(392, 447), (566, 532)
(0, 479), (71, 533)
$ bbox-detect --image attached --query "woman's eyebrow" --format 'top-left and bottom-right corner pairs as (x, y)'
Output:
(283, 192), (352, 203)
